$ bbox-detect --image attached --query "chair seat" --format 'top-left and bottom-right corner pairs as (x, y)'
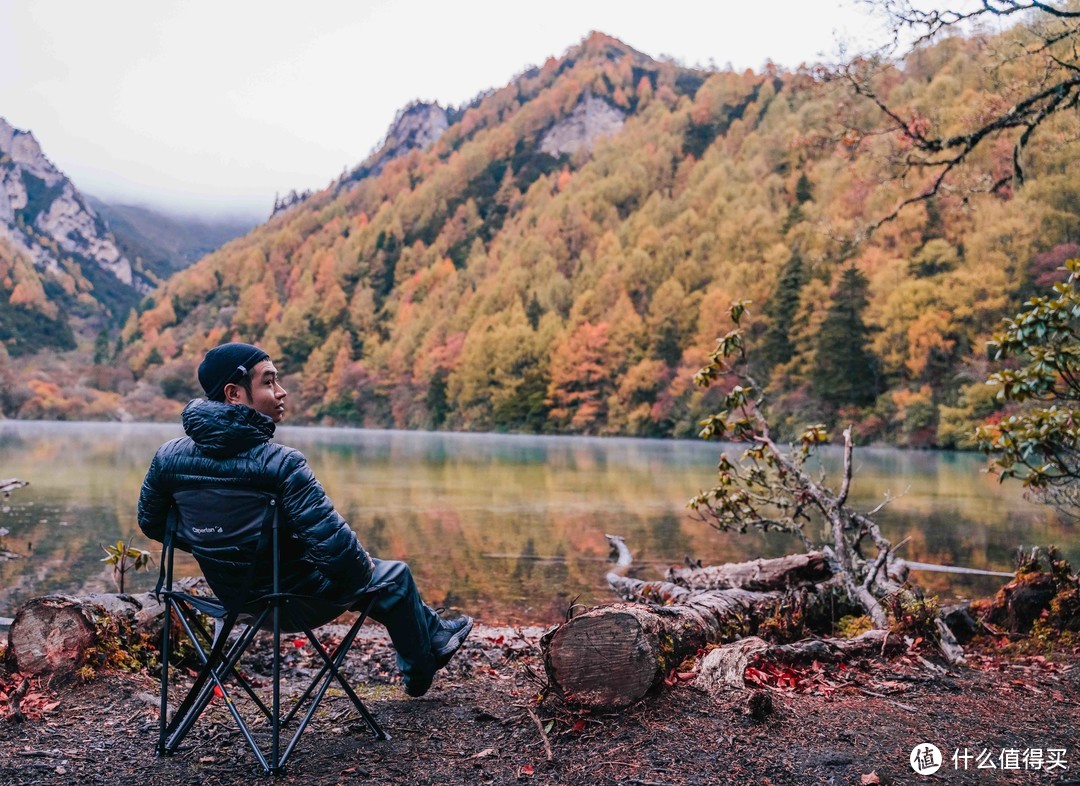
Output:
(174, 581), (390, 632)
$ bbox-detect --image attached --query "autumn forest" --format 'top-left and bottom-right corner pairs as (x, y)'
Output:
(2, 25), (1078, 448)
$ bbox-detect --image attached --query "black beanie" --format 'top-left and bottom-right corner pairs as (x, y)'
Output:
(198, 343), (270, 401)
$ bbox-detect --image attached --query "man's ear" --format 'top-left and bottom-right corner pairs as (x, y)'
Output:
(223, 382), (244, 405)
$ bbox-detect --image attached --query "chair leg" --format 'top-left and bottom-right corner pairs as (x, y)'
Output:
(163, 605), (268, 757)
(185, 611), (273, 721)
(157, 597), (172, 757)
(172, 623), (264, 746)
(158, 593), (390, 775)
(302, 617), (391, 742)
(278, 620), (360, 729)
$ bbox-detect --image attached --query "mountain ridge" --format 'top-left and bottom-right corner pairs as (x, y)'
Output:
(4, 30), (1078, 447)
(87, 196), (256, 281)
(0, 117), (157, 356)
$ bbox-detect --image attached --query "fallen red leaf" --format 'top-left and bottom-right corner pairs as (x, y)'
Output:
(521, 764), (534, 776)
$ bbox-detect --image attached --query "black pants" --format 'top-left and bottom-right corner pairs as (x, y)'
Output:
(365, 558), (442, 682)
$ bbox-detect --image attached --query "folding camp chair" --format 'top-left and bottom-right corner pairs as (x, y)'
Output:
(155, 487), (389, 775)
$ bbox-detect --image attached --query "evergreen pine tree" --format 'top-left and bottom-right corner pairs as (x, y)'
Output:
(93, 328), (112, 365)
(795, 172), (813, 204)
(426, 370), (450, 428)
(761, 253), (805, 374)
(811, 267), (882, 407)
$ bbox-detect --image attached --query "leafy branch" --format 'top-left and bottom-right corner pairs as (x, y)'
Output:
(978, 257), (1080, 515)
(688, 302), (900, 628)
(841, 0), (1080, 230)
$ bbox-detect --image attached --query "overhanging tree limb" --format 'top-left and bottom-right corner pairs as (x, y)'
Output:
(843, 0), (1080, 229)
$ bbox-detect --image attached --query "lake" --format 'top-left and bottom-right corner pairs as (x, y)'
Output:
(0, 421), (1075, 624)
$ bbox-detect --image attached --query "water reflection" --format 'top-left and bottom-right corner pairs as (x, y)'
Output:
(0, 422), (1075, 624)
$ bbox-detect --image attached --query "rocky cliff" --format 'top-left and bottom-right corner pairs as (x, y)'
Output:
(539, 92), (626, 157)
(269, 101), (450, 217)
(345, 101), (449, 184)
(0, 118), (151, 319)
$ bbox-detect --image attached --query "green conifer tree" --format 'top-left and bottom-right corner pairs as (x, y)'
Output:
(795, 172), (813, 204)
(811, 267), (882, 408)
(760, 253), (805, 375)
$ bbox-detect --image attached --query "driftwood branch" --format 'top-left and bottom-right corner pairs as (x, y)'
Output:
(0, 478), (29, 496)
(665, 552), (832, 592)
(5, 675), (31, 723)
(542, 589), (781, 708)
(695, 631), (903, 697)
(526, 707), (554, 762)
(542, 483), (985, 712)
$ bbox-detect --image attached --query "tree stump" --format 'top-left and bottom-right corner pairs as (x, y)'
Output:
(6, 595), (101, 677)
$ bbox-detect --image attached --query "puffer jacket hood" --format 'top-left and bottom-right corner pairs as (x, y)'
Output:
(181, 399), (275, 458)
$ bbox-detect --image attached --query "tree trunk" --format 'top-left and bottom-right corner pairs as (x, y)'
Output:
(543, 588), (780, 709)
(695, 630), (902, 697)
(5, 581), (202, 678)
(665, 551), (833, 591)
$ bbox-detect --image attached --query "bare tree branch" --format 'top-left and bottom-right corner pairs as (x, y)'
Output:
(846, 0), (1080, 231)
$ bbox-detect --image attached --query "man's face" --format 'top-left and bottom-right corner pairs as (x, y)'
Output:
(226, 359), (288, 422)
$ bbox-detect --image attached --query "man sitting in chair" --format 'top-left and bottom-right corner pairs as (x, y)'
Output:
(138, 342), (472, 697)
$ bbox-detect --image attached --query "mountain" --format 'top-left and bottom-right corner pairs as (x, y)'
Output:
(272, 100), (451, 217)
(0, 117), (152, 355)
(87, 197), (256, 280)
(12, 31), (1080, 444)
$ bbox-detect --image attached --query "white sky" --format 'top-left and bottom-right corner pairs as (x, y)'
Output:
(0, 0), (890, 219)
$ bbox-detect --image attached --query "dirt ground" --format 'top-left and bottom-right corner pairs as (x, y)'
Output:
(1, 623), (1078, 786)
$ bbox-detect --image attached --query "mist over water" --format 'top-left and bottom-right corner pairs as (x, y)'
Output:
(0, 422), (1074, 624)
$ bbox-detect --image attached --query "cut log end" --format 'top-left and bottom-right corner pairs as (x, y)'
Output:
(6, 595), (97, 678)
(5, 586), (186, 679)
(546, 609), (660, 709)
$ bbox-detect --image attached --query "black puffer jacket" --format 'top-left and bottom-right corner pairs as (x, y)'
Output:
(138, 399), (374, 609)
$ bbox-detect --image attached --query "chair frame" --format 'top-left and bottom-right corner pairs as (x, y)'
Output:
(156, 493), (389, 775)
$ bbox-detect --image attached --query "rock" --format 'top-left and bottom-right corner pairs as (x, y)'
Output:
(340, 102), (449, 190)
(941, 603), (979, 643)
(539, 93), (626, 157)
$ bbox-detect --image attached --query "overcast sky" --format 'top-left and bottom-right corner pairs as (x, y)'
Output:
(0, 0), (890, 220)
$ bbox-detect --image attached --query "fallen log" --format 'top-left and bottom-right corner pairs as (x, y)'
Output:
(695, 630), (903, 698)
(5, 580), (204, 678)
(0, 478), (29, 496)
(665, 551), (833, 592)
(606, 538), (837, 601)
(606, 573), (693, 604)
(543, 588), (780, 709)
